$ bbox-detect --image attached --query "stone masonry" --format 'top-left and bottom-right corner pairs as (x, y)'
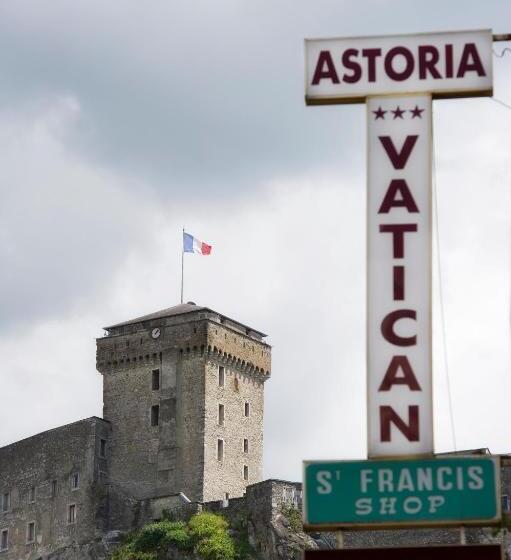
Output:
(0, 302), (272, 559)
(0, 417), (111, 559)
(96, 302), (271, 503)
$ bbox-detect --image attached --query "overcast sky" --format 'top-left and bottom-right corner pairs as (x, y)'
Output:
(0, 0), (510, 482)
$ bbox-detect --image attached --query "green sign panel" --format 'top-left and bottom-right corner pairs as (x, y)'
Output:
(303, 456), (500, 529)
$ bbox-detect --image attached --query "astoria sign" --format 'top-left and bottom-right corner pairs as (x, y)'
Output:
(305, 29), (493, 104)
(305, 29), (493, 458)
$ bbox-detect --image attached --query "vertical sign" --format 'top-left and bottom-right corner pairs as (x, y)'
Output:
(367, 94), (432, 457)
(304, 29), (493, 459)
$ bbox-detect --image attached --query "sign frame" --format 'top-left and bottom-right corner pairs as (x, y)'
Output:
(365, 93), (434, 458)
(302, 455), (501, 532)
(304, 28), (493, 105)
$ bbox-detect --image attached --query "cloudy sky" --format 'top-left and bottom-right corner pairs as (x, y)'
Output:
(0, 0), (510, 481)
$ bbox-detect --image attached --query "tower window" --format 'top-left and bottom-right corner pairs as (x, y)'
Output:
(100, 439), (107, 458)
(68, 504), (76, 524)
(234, 378), (239, 392)
(243, 465), (249, 481)
(244, 402), (250, 417)
(26, 522), (35, 543)
(51, 480), (58, 497)
(151, 405), (160, 426)
(71, 473), (79, 490)
(1, 492), (10, 512)
(29, 486), (36, 503)
(244, 439), (249, 453)
(217, 439), (224, 461)
(152, 369), (160, 390)
(0, 529), (8, 551)
(218, 366), (225, 387)
(218, 404), (225, 426)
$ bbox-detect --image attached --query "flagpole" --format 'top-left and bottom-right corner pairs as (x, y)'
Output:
(181, 226), (185, 304)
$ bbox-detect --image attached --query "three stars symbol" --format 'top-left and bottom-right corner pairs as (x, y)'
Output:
(372, 105), (425, 120)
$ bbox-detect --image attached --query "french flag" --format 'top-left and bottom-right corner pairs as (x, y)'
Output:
(183, 232), (212, 255)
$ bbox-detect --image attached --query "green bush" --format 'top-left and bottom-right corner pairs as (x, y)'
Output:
(189, 512), (229, 541)
(111, 542), (157, 560)
(195, 529), (236, 560)
(132, 520), (192, 553)
(109, 512), (236, 560)
(162, 521), (192, 549)
(133, 522), (169, 552)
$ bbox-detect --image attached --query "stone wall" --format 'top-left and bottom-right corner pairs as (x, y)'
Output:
(96, 305), (271, 505)
(202, 321), (270, 502)
(203, 479), (313, 560)
(0, 417), (110, 560)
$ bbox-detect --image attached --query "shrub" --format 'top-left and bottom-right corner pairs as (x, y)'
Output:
(131, 520), (192, 553)
(133, 522), (169, 552)
(162, 521), (192, 549)
(189, 512), (229, 541)
(109, 512), (236, 560)
(111, 542), (157, 560)
(195, 529), (236, 560)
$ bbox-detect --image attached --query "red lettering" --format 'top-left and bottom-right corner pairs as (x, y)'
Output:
(381, 309), (416, 347)
(379, 356), (421, 391)
(379, 136), (418, 169)
(380, 405), (419, 441)
(362, 48), (382, 82)
(445, 44), (454, 78)
(418, 45), (441, 79)
(393, 265), (405, 300)
(311, 51), (340, 85)
(457, 43), (486, 78)
(385, 46), (415, 81)
(378, 179), (419, 214)
(379, 224), (417, 258)
(342, 48), (362, 84)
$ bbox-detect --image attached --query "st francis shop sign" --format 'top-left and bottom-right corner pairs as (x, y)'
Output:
(304, 30), (493, 457)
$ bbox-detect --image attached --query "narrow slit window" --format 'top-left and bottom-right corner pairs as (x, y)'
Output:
(29, 486), (36, 503)
(217, 439), (224, 461)
(100, 439), (107, 458)
(71, 473), (79, 490)
(26, 522), (35, 543)
(244, 438), (249, 453)
(151, 405), (160, 426)
(1, 492), (10, 512)
(0, 529), (8, 551)
(152, 369), (160, 390)
(244, 402), (250, 417)
(243, 465), (249, 481)
(219, 366), (225, 387)
(218, 404), (225, 426)
(51, 480), (58, 497)
(68, 504), (76, 524)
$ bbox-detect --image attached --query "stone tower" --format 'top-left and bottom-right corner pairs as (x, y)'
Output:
(96, 302), (271, 503)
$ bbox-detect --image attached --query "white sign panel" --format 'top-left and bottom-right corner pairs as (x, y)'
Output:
(305, 29), (492, 104)
(367, 94), (433, 457)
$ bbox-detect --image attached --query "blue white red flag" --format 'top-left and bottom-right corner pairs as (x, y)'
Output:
(183, 232), (212, 255)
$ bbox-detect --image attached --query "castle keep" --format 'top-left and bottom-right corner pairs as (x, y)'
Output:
(0, 302), (272, 559)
